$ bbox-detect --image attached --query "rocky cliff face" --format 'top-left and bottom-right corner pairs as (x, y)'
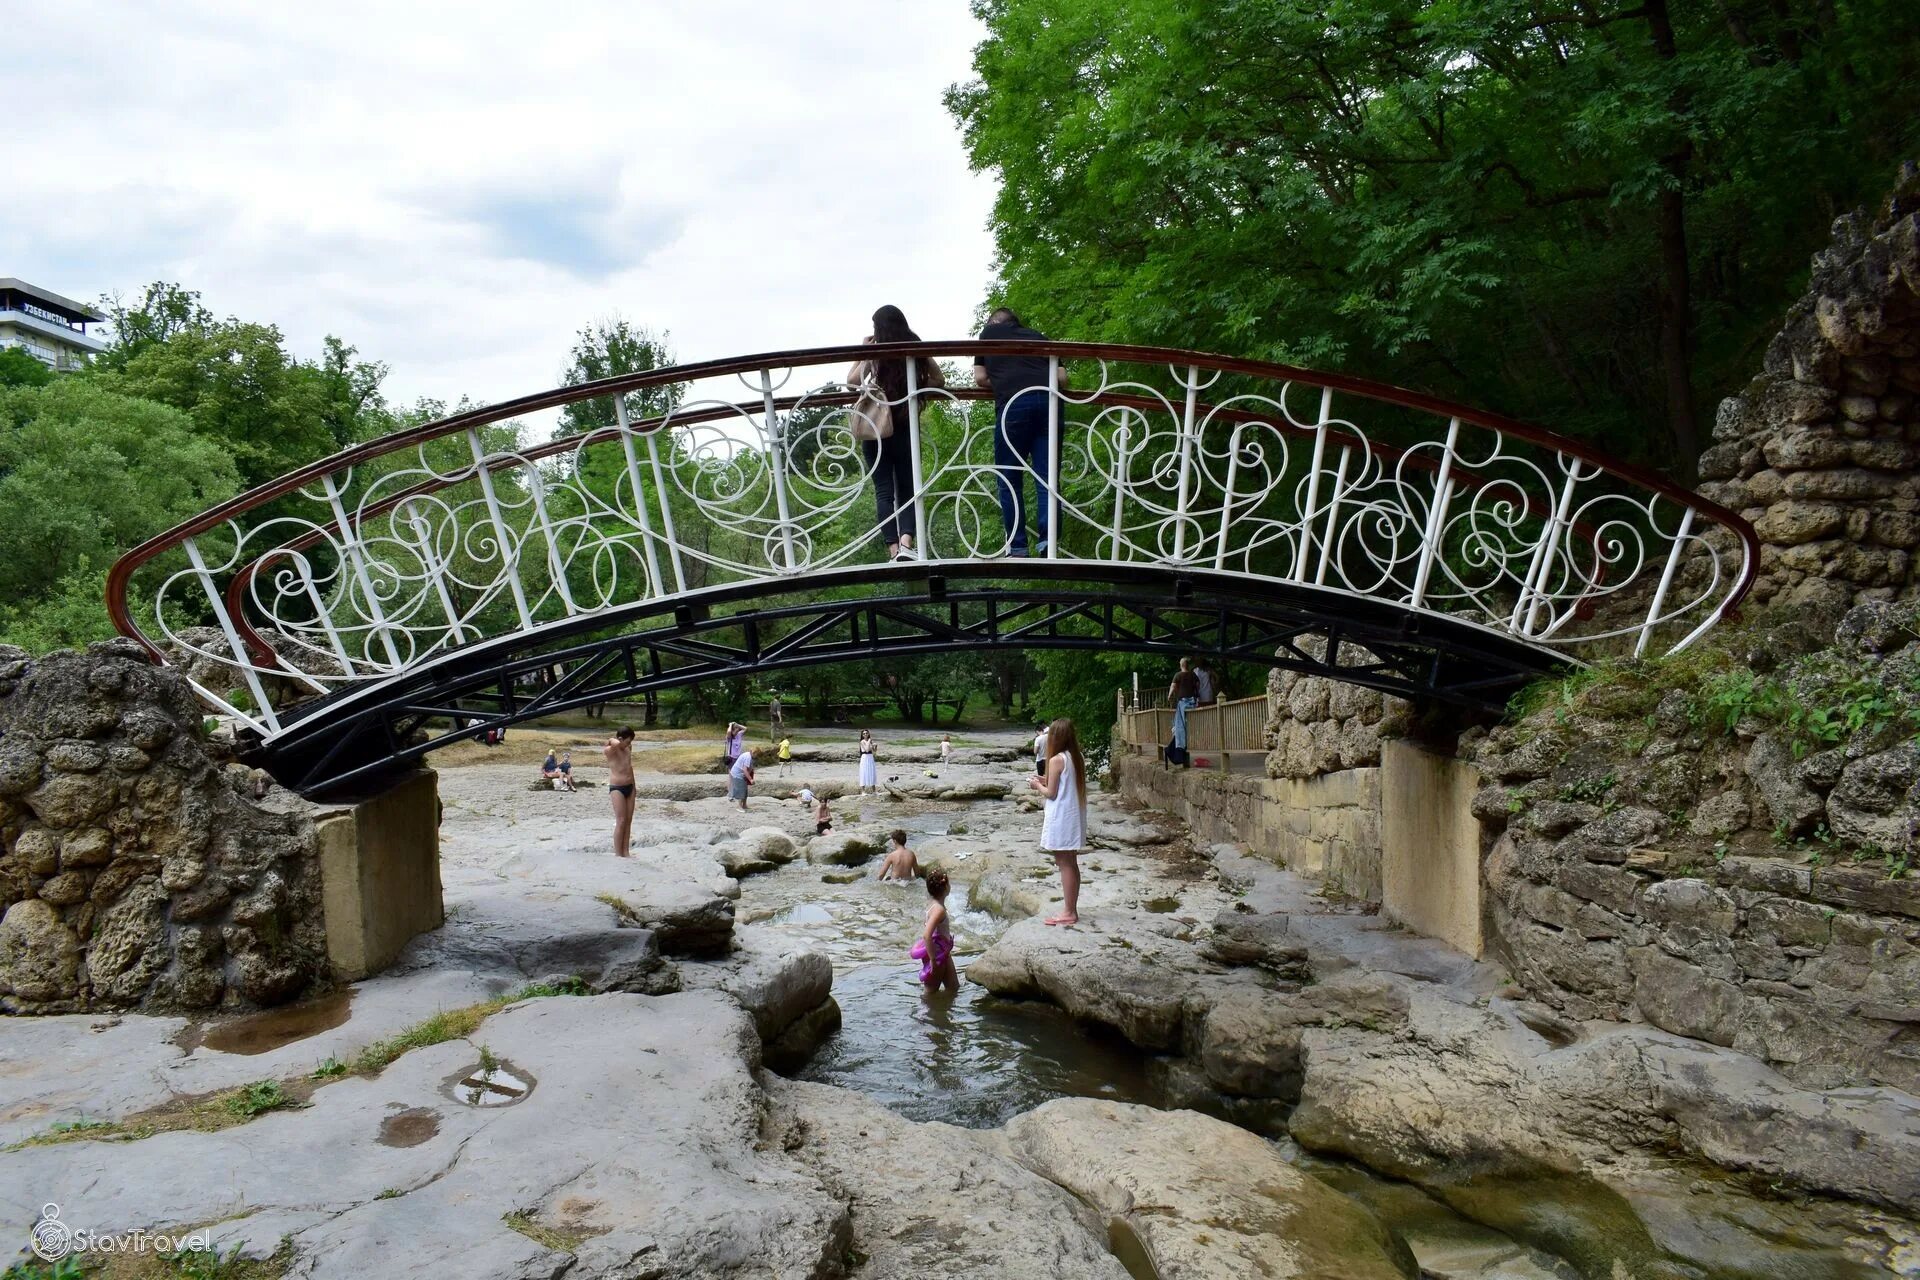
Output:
(0, 639), (329, 1013)
(1471, 601), (1920, 1093)
(1700, 163), (1920, 613)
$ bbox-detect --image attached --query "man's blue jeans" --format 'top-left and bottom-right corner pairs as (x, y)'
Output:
(1172, 696), (1197, 750)
(995, 393), (1053, 555)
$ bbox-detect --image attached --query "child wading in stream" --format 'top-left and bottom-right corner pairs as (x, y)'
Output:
(911, 870), (958, 992)
(1029, 715), (1088, 926)
(875, 828), (918, 881)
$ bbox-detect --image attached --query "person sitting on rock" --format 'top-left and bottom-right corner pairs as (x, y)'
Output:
(911, 870), (958, 993)
(876, 829), (918, 882)
(542, 748), (565, 788)
(557, 748), (577, 792)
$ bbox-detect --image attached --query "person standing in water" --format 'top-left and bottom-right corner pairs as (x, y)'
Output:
(876, 828), (919, 881)
(857, 729), (878, 794)
(1028, 716), (1087, 925)
(912, 870), (959, 992)
(603, 727), (636, 858)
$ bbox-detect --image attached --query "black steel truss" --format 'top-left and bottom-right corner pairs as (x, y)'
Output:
(248, 565), (1558, 799)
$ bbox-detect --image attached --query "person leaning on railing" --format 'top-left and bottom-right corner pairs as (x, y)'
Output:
(1168, 657), (1200, 757)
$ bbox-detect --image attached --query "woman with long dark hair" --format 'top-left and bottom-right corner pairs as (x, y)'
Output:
(1028, 715), (1088, 925)
(846, 305), (945, 560)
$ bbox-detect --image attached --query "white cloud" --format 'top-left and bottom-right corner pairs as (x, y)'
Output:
(3, 1), (1000, 431)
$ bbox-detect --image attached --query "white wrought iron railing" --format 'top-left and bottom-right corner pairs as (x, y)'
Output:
(107, 341), (1758, 735)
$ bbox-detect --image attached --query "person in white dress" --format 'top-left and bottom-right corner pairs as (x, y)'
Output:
(1029, 716), (1087, 926)
(857, 729), (878, 793)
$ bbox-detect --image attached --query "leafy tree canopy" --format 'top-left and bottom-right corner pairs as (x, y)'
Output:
(947, 0), (1920, 473)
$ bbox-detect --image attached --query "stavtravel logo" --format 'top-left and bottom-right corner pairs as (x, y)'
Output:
(28, 1202), (211, 1262)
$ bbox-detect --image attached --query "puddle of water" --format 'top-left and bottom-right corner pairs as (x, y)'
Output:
(1142, 896), (1179, 914)
(174, 989), (355, 1055)
(377, 1107), (441, 1148)
(450, 1062), (533, 1107)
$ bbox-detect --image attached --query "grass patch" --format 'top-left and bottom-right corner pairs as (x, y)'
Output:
(502, 1211), (593, 1254)
(348, 979), (591, 1076)
(596, 892), (641, 923)
(92, 1240), (295, 1280)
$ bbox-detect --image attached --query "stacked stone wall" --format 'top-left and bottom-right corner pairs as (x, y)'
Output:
(1471, 602), (1920, 1092)
(1699, 164), (1920, 613)
(0, 639), (330, 1013)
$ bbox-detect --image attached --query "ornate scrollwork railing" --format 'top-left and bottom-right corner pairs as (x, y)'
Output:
(106, 341), (1758, 736)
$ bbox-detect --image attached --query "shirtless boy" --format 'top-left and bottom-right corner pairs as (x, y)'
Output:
(875, 829), (918, 882)
(604, 726), (636, 857)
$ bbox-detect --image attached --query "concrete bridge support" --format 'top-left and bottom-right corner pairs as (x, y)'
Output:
(312, 769), (444, 982)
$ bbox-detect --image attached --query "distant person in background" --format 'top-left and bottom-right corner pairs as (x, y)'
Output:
(723, 721), (745, 771)
(1033, 722), (1049, 777)
(1168, 658), (1200, 754)
(846, 305), (946, 562)
(559, 749), (575, 790)
(603, 727), (636, 858)
(940, 732), (952, 771)
(1194, 658), (1216, 707)
(769, 691), (784, 733)
(777, 734), (793, 776)
(542, 748), (564, 786)
(1029, 717), (1088, 926)
(973, 306), (1069, 557)
(728, 743), (755, 811)
(858, 729), (878, 793)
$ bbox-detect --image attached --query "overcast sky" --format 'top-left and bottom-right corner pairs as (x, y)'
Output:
(4, 2), (1000, 424)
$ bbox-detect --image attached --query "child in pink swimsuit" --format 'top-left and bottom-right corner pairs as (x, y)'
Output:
(910, 870), (958, 992)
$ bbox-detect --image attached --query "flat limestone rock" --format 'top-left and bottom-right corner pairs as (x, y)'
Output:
(1004, 1098), (1417, 1280)
(679, 927), (833, 1043)
(0, 993), (848, 1280)
(769, 1078), (1131, 1280)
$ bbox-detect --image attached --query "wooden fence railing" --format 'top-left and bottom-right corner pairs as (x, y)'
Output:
(1114, 690), (1270, 771)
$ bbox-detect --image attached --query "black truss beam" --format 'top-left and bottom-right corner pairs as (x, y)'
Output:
(248, 569), (1557, 800)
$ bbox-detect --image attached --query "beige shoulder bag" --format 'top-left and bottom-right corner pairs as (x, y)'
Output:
(848, 360), (893, 442)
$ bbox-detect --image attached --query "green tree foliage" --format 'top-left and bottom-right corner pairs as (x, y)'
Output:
(0, 347), (53, 389)
(557, 317), (683, 436)
(96, 282), (393, 485)
(947, 0), (1920, 473)
(0, 380), (242, 645)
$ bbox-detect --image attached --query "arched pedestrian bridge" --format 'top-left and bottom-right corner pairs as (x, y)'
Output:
(106, 341), (1757, 796)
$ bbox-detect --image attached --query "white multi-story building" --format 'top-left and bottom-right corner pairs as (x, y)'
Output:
(0, 278), (107, 371)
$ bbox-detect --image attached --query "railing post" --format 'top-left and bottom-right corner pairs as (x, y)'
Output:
(1314, 445), (1351, 586)
(1511, 455), (1583, 636)
(1407, 417), (1460, 610)
(320, 473), (404, 669)
(758, 369), (800, 571)
(1214, 422), (1247, 570)
(614, 397), (668, 599)
(1634, 506), (1696, 658)
(905, 360), (932, 561)
(182, 536), (279, 733)
(1292, 387), (1335, 581)
(1045, 356), (1062, 559)
(1110, 416), (1133, 560)
(1172, 365), (1200, 562)
(292, 550), (359, 675)
(525, 468), (580, 616)
(466, 429), (535, 631)
(399, 505), (471, 653)
(643, 432), (689, 594)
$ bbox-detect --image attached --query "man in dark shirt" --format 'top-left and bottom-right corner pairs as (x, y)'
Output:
(973, 307), (1067, 557)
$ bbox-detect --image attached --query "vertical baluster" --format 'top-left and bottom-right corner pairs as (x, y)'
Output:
(1171, 365), (1200, 562)
(1314, 446), (1351, 586)
(320, 472), (403, 669)
(525, 468), (579, 616)
(1511, 455), (1581, 635)
(293, 551), (358, 675)
(644, 431), (689, 594)
(1292, 387), (1335, 581)
(1045, 356), (1062, 559)
(1634, 506), (1696, 657)
(905, 360), (932, 560)
(614, 397), (668, 600)
(402, 503), (468, 651)
(1213, 422), (1247, 570)
(466, 429), (535, 631)
(182, 536), (279, 733)
(758, 370), (799, 571)
(1109, 417), (1131, 560)
(1407, 417), (1461, 610)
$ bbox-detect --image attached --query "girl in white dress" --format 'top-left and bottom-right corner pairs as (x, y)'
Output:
(857, 729), (878, 793)
(1029, 716), (1087, 926)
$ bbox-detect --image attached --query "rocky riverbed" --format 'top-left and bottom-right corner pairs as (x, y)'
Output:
(2, 726), (1916, 1277)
